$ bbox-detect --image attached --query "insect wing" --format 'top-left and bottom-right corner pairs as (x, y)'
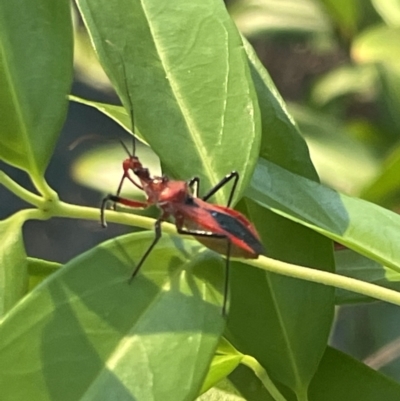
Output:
(207, 203), (265, 256)
(177, 199), (265, 258)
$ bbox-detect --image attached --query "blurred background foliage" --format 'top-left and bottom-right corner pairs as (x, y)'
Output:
(2, 0), (400, 387)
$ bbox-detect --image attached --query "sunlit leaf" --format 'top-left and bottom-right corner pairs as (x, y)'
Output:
(0, 211), (29, 318)
(0, 233), (225, 401)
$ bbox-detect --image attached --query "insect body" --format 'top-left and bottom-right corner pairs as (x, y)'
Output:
(101, 148), (265, 316)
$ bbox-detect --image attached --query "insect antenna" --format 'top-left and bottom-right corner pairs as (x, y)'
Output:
(119, 139), (132, 157)
(118, 59), (137, 157)
(104, 41), (138, 155)
(113, 58), (144, 198)
(68, 134), (113, 151)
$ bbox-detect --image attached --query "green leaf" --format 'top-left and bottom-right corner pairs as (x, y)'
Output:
(0, 211), (29, 318)
(27, 257), (61, 291)
(0, 0), (73, 180)
(335, 249), (400, 304)
(247, 158), (400, 273)
(0, 232), (225, 401)
(200, 338), (243, 394)
(75, 0), (261, 205)
(197, 337), (284, 401)
(69, 95), (145, 142)
(200, 354), (243, 394)
(309, 347), (400, 400)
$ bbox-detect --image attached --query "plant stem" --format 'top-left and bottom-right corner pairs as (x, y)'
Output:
(0, 171), (43, 207)
(30, 175), (58, 201)
(294, 387), (309, 401)
(245, 257), (400, 307)
(53, 200), (176, 234)
(241, 355), (287, 401)
(0, 172), (172, 232)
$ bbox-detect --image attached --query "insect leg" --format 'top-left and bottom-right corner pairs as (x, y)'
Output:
(201, 171), (239, 207)
(124, 174), (143, 191)
(176, 227), (231, 317)
(129, 217), (163, 282)
(115, 171), (143, 196)
(111, 172), (143, 211)
(187, 176), (200, 197)
(101, 194), (148, 227)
